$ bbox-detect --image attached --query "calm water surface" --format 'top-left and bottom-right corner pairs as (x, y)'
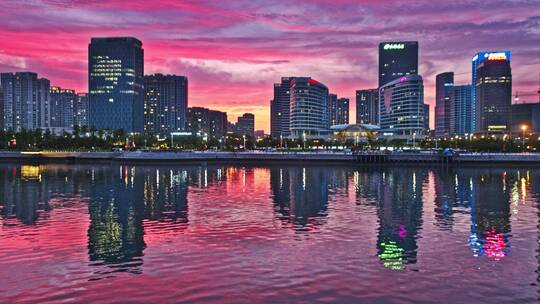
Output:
(0, 163), (539, 303)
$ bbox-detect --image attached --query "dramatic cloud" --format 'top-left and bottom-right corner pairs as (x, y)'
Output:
(0, 0), (539, 130)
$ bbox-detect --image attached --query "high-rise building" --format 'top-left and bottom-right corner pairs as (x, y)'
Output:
(290, 77), (329, 138)
(270, 77), (292, 138)
(472, 51), (511, 132)
(50, 86), (75, 128)
(379, 41), (418, 87)
(511, 103), (540, 133)
(434, 72), (454, 137)
(143, 74), (188, 135)
(187, 107), (227, 138)
(74, 93), (89, 128)
(0, 86), (3, 130)
(450, 85), (472, 135)
(187, 107), (209, 135)
(336, 98), (350, 125)
(329, 94), (349, 126)
(328, 94), (338, 126)
(0, 72), (50, 131)
(236, 113), (255, 137)
(37, 78), (51, 129)
(88, 37), (144, 132)
(423, 103), (430, 131)
(356, 89), (379, 125)
(379, 75), (424, 136)
(474, 52), (512, 133)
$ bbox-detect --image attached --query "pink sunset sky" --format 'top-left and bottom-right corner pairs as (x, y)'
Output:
(0, 0), (539, 131)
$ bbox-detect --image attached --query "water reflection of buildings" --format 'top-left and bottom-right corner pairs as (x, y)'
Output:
(270, 166), (332, 228)
(0, 164), (90, 224)
(87, 165), (199, 275)
(433, 168), (473, 228)
(468, 169), (511, 260)
(351, 167), (427, 270)
(376, 169), (426, 270)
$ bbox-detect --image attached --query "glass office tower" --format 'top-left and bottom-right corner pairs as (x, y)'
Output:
(88, 37), (144, 132)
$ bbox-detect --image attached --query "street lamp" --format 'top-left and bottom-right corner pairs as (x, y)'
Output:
(280, 134), (283, 148)
(521, 124), (528, 151)
(243, 135), (246, 151)
(303, 132), (307, 150)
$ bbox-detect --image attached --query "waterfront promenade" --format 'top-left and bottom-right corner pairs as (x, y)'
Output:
(1, 150), (540, 164)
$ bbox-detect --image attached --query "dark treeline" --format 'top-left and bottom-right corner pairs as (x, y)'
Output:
(0, 126), (538, 152)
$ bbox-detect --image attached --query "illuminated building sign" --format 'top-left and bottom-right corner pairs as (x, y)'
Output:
(486, 52), (508, 61)
(383, 43), (405, 50)
(473, 51), (511, 63)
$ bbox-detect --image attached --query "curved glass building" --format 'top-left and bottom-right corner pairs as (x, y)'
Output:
(289, 77), (329, 138)
(379, 75), (425, 137)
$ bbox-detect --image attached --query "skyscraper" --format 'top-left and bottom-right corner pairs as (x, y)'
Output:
(423, 103), (430, 132)
(329, 94), (349, 126)
(270, 77), (292, 138)
(472, 51), (511, 132)
(435, 72), (454, 137)
(209, 110), (227, 138)
(0, 72), (50, 131)
(450, 85), (472, 135)
(474, 52), (512, 132)
(74, 93), (89, 128)
(336, 98), (350, 125)
(37, 78), (51, 129)
(290, 77), (329, 138)
(236, 113), (255, 137)
(328, 94), (338, 126)
(379, 75), (424, 136)
(50, 86), (75, 128)
(356, 89), (379, 125)
(88, 37), (144, 132)
(143, 74), (188, 135)
(379, 41), (418, 87)
(187, 107), (227, 138)
(0, 86), (3, 130)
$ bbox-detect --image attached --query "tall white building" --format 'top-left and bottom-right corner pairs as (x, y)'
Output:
(379, 75), (425, 137)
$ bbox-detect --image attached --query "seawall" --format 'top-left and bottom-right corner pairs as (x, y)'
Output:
(1, 151), (540, 165)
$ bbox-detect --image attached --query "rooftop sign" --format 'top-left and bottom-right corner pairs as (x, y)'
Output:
(383, 43), (405, 50)
(486, 52), (508, 61)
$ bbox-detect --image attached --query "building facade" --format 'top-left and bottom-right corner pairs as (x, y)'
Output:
(74, 93), (89, 128)
(379, 75), (424, 136)
(270, 77), (292, 138)
(451, 85), (472, 135)
(474, 52), (512, 133)
(356, 89), (379, 125)
(434, 72), (454, 137)
(336, 98), (350, 125)
(472, 51), (511, 132)
(50, 86), (76, 128)
(328, 94), (338, 126)
(289, 77), (329, 138)
(0, 72), (50, 131)
(423, 103), (430, 132)
(187, 107), (228, 138)
(329, 94), (349, 126)
(143, 74), (188, 135)
(511, 103), (540, 133)
(88, 37), (144, 132)
(236, 113), (255, 137)
(378, 41), (418, 87)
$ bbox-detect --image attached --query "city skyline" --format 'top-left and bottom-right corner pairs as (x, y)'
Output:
(0, 1), (539, 131)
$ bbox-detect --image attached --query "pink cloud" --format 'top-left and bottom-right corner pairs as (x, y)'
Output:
(0, 0), (538, 131)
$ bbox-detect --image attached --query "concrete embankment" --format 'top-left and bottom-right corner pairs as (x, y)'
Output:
(0, 151), (540, 164)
